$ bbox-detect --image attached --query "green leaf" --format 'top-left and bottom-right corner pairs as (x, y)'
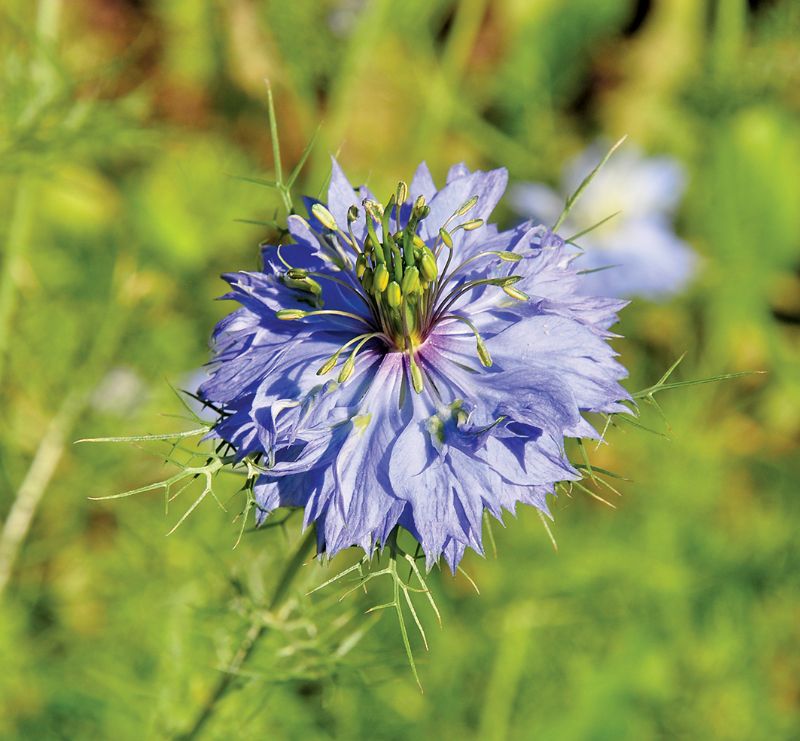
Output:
(75, 427), (209, 444)
(632, 371), (764, 400)
(287, 124), (321, 190)
(537, 510), (558, 552)
(553, 136), (627, 232)
(228, 174), (280, 189)
(566, 210), (621, 243)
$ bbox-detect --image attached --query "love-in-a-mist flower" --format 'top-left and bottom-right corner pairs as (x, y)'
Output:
(511, 144), (697, 300)
(199, 160), (630, 570)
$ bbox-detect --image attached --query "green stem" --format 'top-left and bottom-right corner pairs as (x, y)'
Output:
(0, 177), (35, 388)
(0, 0), (62, 388)
(0, 252), (137, 596)
(411, 0), (489, 162)
(175, 527), (317, 740)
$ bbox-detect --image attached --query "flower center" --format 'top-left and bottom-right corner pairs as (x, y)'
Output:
(356, 194), (439, 352)
(275, 180), (529, 393)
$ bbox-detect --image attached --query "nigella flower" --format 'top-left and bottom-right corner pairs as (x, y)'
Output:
(510, 143), (697, 300)
(199, 160), (630, 570)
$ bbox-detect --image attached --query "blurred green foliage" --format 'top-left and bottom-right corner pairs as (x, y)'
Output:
(1, 0), (798, 739)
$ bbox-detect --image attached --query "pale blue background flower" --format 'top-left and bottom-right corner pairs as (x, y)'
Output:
(510, 144), (698, 299)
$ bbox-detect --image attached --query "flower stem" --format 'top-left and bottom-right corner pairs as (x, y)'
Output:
(0, 176), (35, 389)
(175, 526), (317, 740)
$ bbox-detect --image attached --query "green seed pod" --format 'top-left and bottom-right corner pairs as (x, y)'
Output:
(386, 281), (402, 308)
(373, 263), (390, 293)
(401, 266), (420, 295)
(355, 254), (367, 278)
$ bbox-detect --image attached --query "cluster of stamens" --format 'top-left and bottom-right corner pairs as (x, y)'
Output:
(275, 180), (529, 393)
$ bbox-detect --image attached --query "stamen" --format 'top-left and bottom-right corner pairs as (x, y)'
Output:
(452, 218), (484, 232)
(444, 315), (493, 367)
(503, 286), (529, 301)
(276, 308), (374, 328)
(311, 203), (338, 231)
(433, 275), (523, 323)
(386, 281), (402, 308)
(437, 250), (523, 295)
(401, 266), (420, 295)
(456, 194), (479, 216)
(303, 270), (374, 314)
(373, 264), (390, 292)
(408, 354), (424, 393)
(439, 228), (453, 249)
(338, 334), (377, 383)
(316, 332), (384, 376)
(419, 248), (438, 282)
(283, 274), (322, 297)
(282, 178), (521, 373)
(276, 309), (307, 320)
(396, 181), (409, 205)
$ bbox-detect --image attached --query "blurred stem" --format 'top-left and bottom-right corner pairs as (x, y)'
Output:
(0, 176), (35, 389)
(711, 0), (746, 81)
(176, 526), (317, 740)
(410, 2), (535, 169)
(0, 0), (63, 388)
(0, 252), (133, 596)
(35, 0), (61, 40)
(309, 0), (392, 184)
(412, 0), (489, 161)
(0, 390), (83, 595)
(478, 603), (533, 741)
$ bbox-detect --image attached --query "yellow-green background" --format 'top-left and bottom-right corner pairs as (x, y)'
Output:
(1, 1), (798, 738)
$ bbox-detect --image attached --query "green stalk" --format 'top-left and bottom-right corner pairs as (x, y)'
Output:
(175, 527), (318, 740)
(0, 177), (35, 388)
(0, 0), (62, 386)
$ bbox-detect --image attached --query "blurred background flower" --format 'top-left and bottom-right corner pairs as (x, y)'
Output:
(0, 0), (798, 738)
(511, 142), (698, 299)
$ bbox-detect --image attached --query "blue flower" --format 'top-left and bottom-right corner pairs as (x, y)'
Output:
(510, 144), (698, 300)
(199, 160), (630, 570)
